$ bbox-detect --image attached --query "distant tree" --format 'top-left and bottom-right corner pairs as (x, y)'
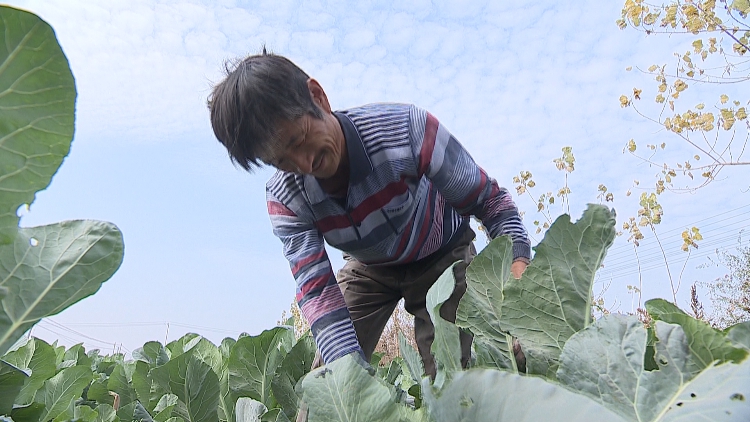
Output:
(701, 244), (750, 328)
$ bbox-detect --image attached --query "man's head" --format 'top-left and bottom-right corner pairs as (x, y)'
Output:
(207, 51), (326, 172)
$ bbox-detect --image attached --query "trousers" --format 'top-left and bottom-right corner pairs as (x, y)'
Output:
(336, 226), (476, 378)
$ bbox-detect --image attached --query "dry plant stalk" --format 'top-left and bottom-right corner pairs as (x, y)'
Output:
(373, 300), (417, 366)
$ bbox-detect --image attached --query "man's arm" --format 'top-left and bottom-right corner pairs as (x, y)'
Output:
(267, 191), (362, 363)
(408, 106), (531, 266)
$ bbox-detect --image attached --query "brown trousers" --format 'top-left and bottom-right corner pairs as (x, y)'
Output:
(336, 226), (476, 378)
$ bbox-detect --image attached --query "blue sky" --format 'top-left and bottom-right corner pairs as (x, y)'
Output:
(7, 0), (750, 355)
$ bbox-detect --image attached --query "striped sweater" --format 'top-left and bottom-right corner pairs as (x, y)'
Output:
(266, 103), (530, 363)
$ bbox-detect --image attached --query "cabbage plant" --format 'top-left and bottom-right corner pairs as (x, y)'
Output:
(300, 205), (750, 421)
(0, 4), (124, 411)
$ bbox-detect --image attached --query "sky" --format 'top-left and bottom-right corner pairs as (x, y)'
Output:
(5, 0), (750, 356)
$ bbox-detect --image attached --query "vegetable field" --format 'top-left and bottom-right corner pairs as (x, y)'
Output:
(1, 4), (749, 422)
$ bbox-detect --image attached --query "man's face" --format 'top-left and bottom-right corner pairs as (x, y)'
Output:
(262, 78), (346, 179)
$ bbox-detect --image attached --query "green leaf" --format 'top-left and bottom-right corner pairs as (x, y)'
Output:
(107, 363), (137, 407)
(378, 359), (402, 386)
(73, 405), (99, 422)
(93, 404), (118, 422)
(299, 354), (417, 422)
(659, 360), (750, 421)
(234, 397), (266, 422)
(10, 402), (45, 422)
(0, 220), (125, 355)
(37, 365), (93, 422)
(150, 352), (219, 422)
(0, 360), (28, 414)
(646, 299), (748, 373)
(0, 6), (76, 244)
(456, 236), (515, 371)
(64, 344), (91, 367)
(271, 334), (315, 421)
(558, 315), (750, 421)
(187, 338), (223, 380)
(86, 376), (115, 406)
(116, 402), (137, 421)
(471, 335), (515, 370)
(132, 361), (157, 411)
(228, 326), (294, 407)
(1, 338), (56, 405)
(132, 401), (155, 422)
(133, 342), (170, 367)
(422, 368), (626, 422)
(260, 408), (291, 422)
(165, 334), (201, 360)
(459, 205), (617, 379)
(219, 338), (235, 360)
(426, 263), (462, 388)
(152, 394), (178, 422)
(558, 316), (690, 420)
(398, 332), (423, 384)
(727, 321), (750, 350)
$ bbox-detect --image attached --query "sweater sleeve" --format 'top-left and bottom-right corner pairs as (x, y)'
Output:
(408, 105), (531, 261)
(267, 190), (362, 363)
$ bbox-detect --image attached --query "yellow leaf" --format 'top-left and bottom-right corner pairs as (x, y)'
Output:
(696, 103), (705, 110)
(686, 70), (695, 78)
(656, 94), (666, 103)
(528, 180), (536, 188)
(633, 88), (642, 100)
(692, 39), (703, 52)
(626, 66), (632, 71)
(720, 94), (729, 104)
(737, 107), (748, 120)
(620, 95), (630, 107)
(648, 64), (658, 72)
(694, 155), (700, 160)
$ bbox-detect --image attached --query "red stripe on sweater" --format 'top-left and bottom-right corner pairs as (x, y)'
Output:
(267, 200), (296, 216)
(349, 179), (409, 221)
(298, 273), (331, 297)
(404, 190), (432, 261)
(418, 113), (439, 176)
(315, 179), (409, 232)
(291, 248), (327, 275)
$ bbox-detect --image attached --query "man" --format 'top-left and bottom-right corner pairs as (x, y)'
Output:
(208, 51), (530, 378)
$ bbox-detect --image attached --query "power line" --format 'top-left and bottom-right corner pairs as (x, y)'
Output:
(38, 319), (132, 355)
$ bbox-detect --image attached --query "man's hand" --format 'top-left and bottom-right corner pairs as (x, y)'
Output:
(511, 260), (527, 279)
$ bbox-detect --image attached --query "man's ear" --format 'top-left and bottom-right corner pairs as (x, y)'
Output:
(307, 78), (332, 114)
